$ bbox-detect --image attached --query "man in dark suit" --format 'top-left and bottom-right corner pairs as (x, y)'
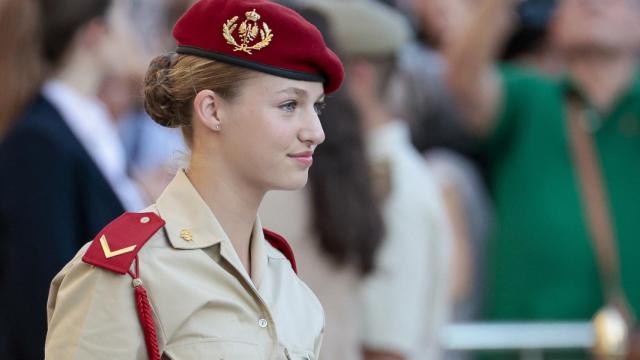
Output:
(0, 1), (137, 358)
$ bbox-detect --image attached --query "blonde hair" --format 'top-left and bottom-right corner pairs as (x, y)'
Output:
(143, 53), (253, 145)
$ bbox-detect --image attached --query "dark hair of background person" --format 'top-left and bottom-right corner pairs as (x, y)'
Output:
(501, 0), (557, 60)
(0, 0), (44, 139)
(297, 6), (385, 275)
(38, 0), (112, 69)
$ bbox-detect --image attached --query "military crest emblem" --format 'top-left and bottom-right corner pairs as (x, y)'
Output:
(223, 9), (274, 55)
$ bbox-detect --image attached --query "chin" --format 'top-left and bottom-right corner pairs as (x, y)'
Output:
(270, 172), (309, 191)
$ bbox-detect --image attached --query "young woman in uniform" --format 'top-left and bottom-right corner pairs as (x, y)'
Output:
(44, 0), (343, 359)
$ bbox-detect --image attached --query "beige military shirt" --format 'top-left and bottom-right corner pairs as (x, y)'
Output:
(45, 170), (324, 359)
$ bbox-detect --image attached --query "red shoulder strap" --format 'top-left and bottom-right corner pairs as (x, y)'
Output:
(82, 212), (165, 274)
(83, 212), (165, 360)
(263, 228), (298, 274)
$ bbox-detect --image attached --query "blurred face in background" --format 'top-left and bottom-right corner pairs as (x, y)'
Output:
(410, 0), (477, 49)
(413, 0), (448, 47)
(96, 2), (148, 120)
(551, 0), (640, 54)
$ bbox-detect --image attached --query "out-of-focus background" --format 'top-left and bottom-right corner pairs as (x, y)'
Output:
(1, 0), (640, 359)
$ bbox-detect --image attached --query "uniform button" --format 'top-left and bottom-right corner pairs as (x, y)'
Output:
(258, 318), (268, 328)
(140, 216), (150, 224)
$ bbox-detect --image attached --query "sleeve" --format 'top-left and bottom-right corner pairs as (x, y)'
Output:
(0, 128), (82, 359)
(45, 256), (149, 360)
(480, 64), (541, 153)
(313, 329), (324, 360)
(358, 172), (450, 355)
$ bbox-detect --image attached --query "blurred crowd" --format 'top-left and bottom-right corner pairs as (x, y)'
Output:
(1, 0), (640, 359)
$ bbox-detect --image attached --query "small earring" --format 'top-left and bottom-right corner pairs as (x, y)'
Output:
(215, 124), (220, 130)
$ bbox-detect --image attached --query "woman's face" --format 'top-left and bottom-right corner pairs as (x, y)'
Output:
(215, 73), (326, 192)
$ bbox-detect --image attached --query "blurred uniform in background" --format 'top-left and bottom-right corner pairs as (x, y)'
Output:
(312, 1), (454, 359)
(261, 3), (385, 360)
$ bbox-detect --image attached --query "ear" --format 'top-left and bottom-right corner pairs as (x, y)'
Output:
(193, 89), (224, 132)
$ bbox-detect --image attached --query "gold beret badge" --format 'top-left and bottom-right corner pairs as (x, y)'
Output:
(223, 9), (273, 55)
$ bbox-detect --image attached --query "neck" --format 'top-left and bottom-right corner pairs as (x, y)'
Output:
(567, 52), (637, 112)
(53, 52), (102, 98)
(186, 155), (263, 273)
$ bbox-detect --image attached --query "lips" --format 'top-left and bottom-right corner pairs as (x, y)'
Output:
(288, 151), (314, 167)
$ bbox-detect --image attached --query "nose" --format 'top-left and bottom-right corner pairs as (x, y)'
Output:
(299, 111), (325, 146)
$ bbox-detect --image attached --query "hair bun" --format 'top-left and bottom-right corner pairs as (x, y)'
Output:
(143, 53), (182, 128)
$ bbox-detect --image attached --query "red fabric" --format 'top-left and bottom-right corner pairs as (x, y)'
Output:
(129, 257), (160, 360)
(82, 212), (165, 274)
(172, 0), (344, 94)
(133, 281), (161, 360)
(263, 228), (298, 273)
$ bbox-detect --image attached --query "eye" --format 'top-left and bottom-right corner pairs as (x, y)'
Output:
(279, 101), (297, 113)
(314, 101), (326, 115)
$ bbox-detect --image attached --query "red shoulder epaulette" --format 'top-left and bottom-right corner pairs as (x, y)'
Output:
(82, 212), (165, 360)
(263, 228), (297, 273)
(82, 212), (165, 274)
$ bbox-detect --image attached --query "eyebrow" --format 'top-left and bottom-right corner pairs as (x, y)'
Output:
(277, 87), (325, 102)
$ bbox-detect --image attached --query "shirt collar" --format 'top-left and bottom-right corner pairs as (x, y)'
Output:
(155, 169), (269, 286)
(250, 217), (268, 287)
(42, 80), (122, 177)
(560, 70), (640, 112)
(155, 169), (226, 249)
(42, 80), (145, 211)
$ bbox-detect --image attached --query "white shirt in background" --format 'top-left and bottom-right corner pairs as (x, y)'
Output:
(42, 80), (146, 211)
(361, 120), (453, 360)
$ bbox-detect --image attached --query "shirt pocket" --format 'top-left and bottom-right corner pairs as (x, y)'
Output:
(163, 339), (258, 359)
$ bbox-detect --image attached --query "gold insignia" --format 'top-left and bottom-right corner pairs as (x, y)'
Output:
(180, 229), (193, 242)
(222, 9), (273, 55)
(100, 235), (137, 258)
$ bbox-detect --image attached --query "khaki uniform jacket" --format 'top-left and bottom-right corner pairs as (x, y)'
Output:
(45, 170), (324, 359)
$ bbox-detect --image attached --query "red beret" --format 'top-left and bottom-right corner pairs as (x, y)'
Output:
(173, 0), (344, 94)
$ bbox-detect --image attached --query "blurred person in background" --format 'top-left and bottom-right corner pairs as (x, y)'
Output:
(423, 149), (493, 360)
(260, 5), (385, 359)
(446, 0), (640, 358)
(0, 0), (146, 358)
(313, 1), (454, 359)
(500, 0), (561, 74)
(0, 0), (43, 139)
(391, 2), (495, 354)
(0, 0), (44, 355)
(392, 0), (476, 156)
(111, 0), (191, 199)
